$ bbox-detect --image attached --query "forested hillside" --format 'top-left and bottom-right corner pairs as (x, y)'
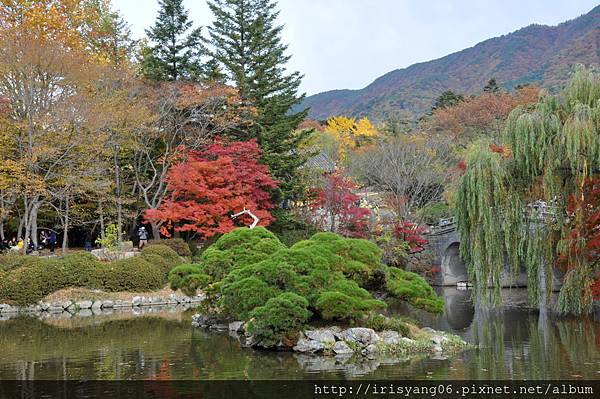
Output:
(302, 5), (600, 121)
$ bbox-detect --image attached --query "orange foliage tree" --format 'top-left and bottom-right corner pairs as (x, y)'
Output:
(427, 85), (540, 143)
(145, 139), (277, 239)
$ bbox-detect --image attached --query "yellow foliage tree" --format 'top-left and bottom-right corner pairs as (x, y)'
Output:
(323, 116), (379, 161)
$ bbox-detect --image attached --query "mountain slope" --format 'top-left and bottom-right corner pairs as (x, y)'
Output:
(301, 5), (600, 122)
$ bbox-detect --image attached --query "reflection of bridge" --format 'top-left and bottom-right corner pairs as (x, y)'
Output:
(427, 219), (562, 289)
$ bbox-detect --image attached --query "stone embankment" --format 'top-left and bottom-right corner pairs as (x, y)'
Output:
(192, 314), (469, 358)
(0, 293), (205, 320)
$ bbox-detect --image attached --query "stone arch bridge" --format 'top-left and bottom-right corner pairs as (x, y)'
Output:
(426, 219), (563, 289)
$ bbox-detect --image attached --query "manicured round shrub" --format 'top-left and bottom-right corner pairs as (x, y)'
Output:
(315, 291), (386, 320)
(0, 259), (66, 305)
(148, 238), (192, 257)
(218, 277), (279, 320)
(200, 227), (285, 280)
(141, 245), (182, 275)
(166, 228), (443, 339)
(247, 292), (312, 348)
(168, 264), (210, 296)
(95, 257), (164, 292)
(385, 266), (444, 313)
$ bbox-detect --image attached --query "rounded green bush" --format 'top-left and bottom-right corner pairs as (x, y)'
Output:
(0, 247), (183, 305)
(166, 227), (442, 337)
(95, 257), (164, 292)
(219, 276), (279, 320)
(315, 291), (386, 320)
(247, 292), (312, 348)
(200, 227), (286, 280)
(141, 245), (182, 275)
(168, 264), (211, 296)
(148, 238), (192, 257)
(385, 266), (444, 313)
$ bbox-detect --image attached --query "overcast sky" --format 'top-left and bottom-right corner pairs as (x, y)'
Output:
(112, 0), (599, 95)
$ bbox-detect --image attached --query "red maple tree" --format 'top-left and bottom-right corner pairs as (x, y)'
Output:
(311, 172), (371, 238)
(145, 139), (277, 239)
(558, 175), (600, 299)
(394, 220), (428, 253)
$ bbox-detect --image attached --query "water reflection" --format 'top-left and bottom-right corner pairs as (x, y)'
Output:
(392, 288), (600, 380)
(0, 289), (599, 380)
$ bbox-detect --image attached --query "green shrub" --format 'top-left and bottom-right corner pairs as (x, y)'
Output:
(0, 253), (105, 305)
(0, 254), (38, 271)
(364, 314), (411, 336)
(141, 245), (182, 275)
(315, 291), (385, 320)
(0, 248), (180, 305)
(218, 277), (279, 320)
(148, 238), (192, 257)
(247, 292), (312, 347)
(96, 224), (119, 251)
(385, 267), (444, 313)
(200, 227), (285, 280)
(95, 257), (164, 292)
(166, 228), (442, 339)
(291, 232), (382, 285)
(168, 264), (210, 296)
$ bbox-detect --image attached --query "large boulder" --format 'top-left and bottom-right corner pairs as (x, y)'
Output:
(293, 337), (325, 353)
(228, 321), (245, 333)
(333, 341), (354, 355)
(76, 300), (93, 310)
(380, 330), (401, 346)
(304, 329), (336, 345)
(337, 328), (380, 347)
(91, 248), (137, 262)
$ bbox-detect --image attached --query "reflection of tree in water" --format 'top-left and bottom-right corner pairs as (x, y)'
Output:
(0, 316), (194, 380)
(189, 329), (301, 380)
(465, 303), (600, 379)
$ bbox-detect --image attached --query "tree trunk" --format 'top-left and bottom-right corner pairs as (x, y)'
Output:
(98, 201), (105, 239)
(151, 222), (160, 241)
(114, 148), (123, 242)
(22, 194), (30, 255)
(62, 195), (69, 253)
(329, 211), (336, 232)
(23, 198), (41, 255)
(0, 194), (5, 240)
(17, 210), (24, 239)
(31, 210), (38, 248)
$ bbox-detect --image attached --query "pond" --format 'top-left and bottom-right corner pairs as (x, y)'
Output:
(0, 288), (599, 380)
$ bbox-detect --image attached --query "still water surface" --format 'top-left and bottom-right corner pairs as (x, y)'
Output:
(1, 288), (599, 380)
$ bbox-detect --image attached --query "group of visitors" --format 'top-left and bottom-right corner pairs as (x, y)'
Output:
(0, 231), (57, 254)
(0, 226), (150, 254)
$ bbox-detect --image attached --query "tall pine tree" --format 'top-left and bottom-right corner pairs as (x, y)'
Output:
(206, 0), (310, 200)
(141, 0), (205, 81)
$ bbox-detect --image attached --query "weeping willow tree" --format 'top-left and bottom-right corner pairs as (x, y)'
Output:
(456, 66), (600, 314)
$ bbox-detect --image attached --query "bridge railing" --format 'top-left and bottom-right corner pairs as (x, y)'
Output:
(428, 217), (457, 235)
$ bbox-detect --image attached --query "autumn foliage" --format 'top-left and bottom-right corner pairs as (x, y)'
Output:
(145, 139), (277, 239)
(558, 176), (600, 270)
(311, 172), (370, 238)
(428, 86), (540, 142)
(394, 221), (428, 253)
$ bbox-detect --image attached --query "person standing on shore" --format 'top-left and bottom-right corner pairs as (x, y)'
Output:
(47, 231), (57, 253)
(137, 226), (149, 250)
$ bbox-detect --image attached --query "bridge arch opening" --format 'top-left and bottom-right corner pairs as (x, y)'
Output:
(441, 242), (469, 285)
